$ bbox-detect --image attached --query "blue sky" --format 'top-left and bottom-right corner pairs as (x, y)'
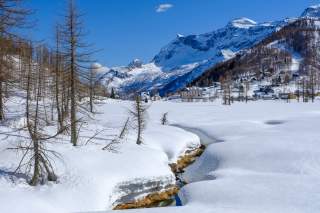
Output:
(26, 0), (320, 67)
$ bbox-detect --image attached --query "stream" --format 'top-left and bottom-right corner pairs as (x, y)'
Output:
(113, 125), (221, 210)
(167, 125), (222, 207)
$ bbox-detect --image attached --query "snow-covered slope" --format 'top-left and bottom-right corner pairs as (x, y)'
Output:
(152, 18), (280, 70)
(301, 4), (320, 17)
(192, 13), (320, 87)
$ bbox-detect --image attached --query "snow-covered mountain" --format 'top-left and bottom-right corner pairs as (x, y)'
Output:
(98, 6), (320, 97)
(301, 4), (320, 17)
(152, 18), (281, 70)
(191, 14), (320, 88)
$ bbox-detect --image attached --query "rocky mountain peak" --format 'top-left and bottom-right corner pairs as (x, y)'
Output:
(128, 59), (143, 69)
(301, 4), (320, 18)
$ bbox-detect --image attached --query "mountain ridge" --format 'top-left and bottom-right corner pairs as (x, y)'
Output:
(98, 5), (320, 97)
(190, 17), (320, 88)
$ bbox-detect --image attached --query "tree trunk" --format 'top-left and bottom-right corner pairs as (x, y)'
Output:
(30, 61), (42, 186)
(0, 80), (4, 120)
(70, 2), (78, 146)
(89, 71), (94, 113)
(30, 137), (40, 186)
(136, 96), (142, 145)
(55, 59), (63, 129)
(70, 38), (77, 146)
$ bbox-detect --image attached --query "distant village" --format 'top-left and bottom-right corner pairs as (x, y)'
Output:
(140, 69), (320, 104)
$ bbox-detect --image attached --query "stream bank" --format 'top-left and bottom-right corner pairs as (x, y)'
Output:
(113, 186), (179, 210)
(112, 126), (208, 210)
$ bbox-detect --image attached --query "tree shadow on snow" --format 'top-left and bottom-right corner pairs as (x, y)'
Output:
(0, 168), (28, 182)
(264, 120), (286, 125)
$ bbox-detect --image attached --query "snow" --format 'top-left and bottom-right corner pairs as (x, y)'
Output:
(267, 40), (303, 73)
(90, 100), (320, 213)
(2, 97), (320, 213)
(153, 19), (279, 70)
(301, 4), (320, 17)
(290, 55), (302, 72)
(159, 101), (320, 213)
(128, 59), (143, 69)
(229, 18), (257, 29)
(92, 63), (110, 74)
(177, 34), (185, 38)
(221, 49), (236, 60)
(309, 4), (320, 9)
(0, 98), (200, 213)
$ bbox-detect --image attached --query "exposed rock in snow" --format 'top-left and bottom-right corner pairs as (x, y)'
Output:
(128, 59), (143, 69)
(112, 177), (178, 209)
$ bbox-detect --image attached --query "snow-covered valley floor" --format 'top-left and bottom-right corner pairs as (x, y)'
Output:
(1, 99), (320, 213)
(144, 101), (320, 213)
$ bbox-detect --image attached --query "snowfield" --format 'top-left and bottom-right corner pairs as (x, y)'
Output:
(111, 100), (320, 213)
(1, 99), (320, 213)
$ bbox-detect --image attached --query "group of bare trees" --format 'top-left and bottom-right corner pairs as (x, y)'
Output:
(0, 0), (32, 121)
(0, 0), (153, 186)
(0, 0), (107, 186)
(24, 45), (60, 185)
(219, 75), (232, 105)
(102, 94), (149, 152)
(296, 75), (319, 103)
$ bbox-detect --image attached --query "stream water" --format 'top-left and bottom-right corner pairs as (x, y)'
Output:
(174, 194), (182, 206)
(164, 125), (222, 207)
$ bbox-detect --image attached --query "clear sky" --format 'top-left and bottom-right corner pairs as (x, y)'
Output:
(25, 0), (320, 67)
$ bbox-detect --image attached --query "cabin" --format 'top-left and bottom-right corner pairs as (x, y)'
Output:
(180, 87), (203, 102)
(253, 85), (276, 99)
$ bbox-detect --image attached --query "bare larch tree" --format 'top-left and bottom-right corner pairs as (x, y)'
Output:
(60, 0), (93, 146)
(129, 95), (148, 145)
(10, 44), (60, 186)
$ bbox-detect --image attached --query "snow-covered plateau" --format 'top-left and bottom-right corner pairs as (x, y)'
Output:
(1, 97), (320, 213)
